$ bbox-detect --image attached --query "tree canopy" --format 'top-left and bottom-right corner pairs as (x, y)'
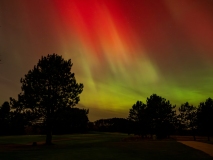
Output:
(128, 101), (148, 136)
(178, 102), (197, 140)
(0, 102), (10, 135)
(197, 98), (213, 140)
(146, 94), (176, 138)
(10, 54), (84, 144)
(128, 94), (176, 138)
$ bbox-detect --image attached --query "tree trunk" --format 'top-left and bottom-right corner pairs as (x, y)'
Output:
(46, 105), (53, 145)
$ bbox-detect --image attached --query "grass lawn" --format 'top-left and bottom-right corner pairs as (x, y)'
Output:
(0, 133), (212, 160)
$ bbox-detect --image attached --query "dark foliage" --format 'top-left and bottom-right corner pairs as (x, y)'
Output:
(10, 54), (84, 144)
(128, 101), (149, 136)
(197, 98), (213, 140)
(128, 94), (176, 139)
(146, 94), (176, 138)
(178, 102), (197, 140)
(0, 101), (31, 135)
(0, 102), (10, 135)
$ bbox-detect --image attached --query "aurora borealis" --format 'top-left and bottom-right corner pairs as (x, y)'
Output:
(1, 0), (213, 121)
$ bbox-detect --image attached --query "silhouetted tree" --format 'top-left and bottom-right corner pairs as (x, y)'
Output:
(9, 110), (28, 135)
(128, 101), (148, 136)
(10, 54), (83, 144)
(0, 101), (10, 135)
(197, 98), (213, 141)
(9, 97), (40, 135)
(0, 101), (10, 114)
(146, 94), (176, 138)
(178, 102), (197, 140)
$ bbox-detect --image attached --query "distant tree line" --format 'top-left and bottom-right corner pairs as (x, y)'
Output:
(92, 118), (129, 133)
(89, 94), (213, 141)
(127, 94), (213, 140)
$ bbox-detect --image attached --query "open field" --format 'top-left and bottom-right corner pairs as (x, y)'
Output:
(0, 133), (212, 160)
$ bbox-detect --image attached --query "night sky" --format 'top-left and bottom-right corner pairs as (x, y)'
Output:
(1, 0), (213, 121)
